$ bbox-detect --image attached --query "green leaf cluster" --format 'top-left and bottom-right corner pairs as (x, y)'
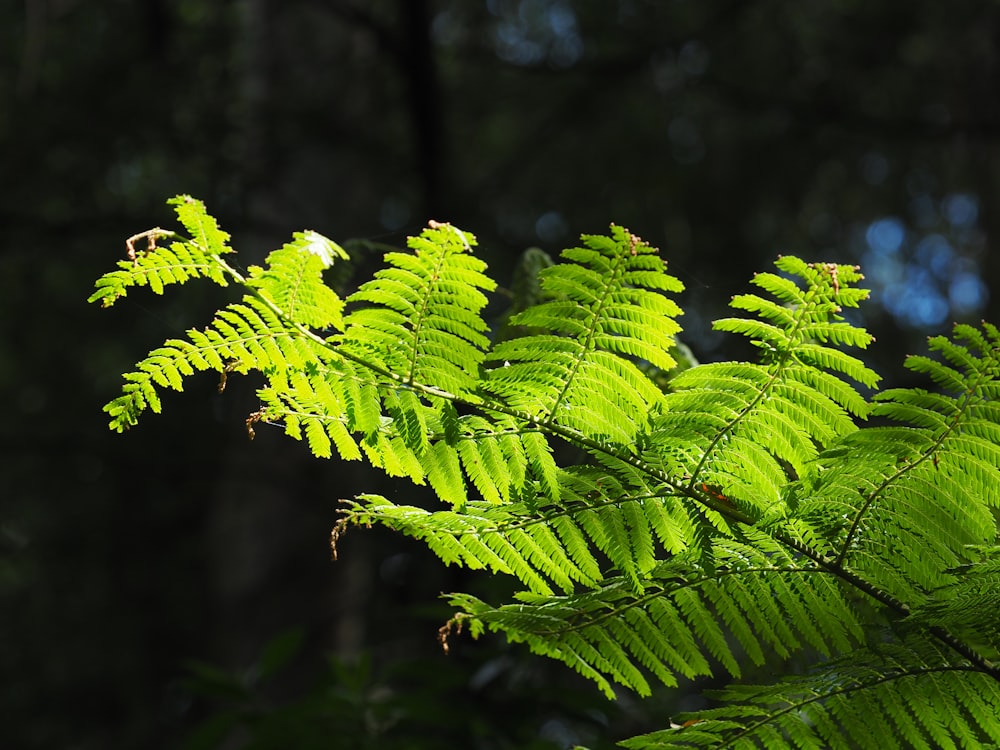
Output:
(93, 197), (1000, 748)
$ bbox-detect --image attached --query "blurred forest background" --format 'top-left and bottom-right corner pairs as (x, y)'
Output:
(3, 1), (1000, 747)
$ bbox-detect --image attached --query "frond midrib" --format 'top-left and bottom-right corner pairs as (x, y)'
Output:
(685, 277), (824, 491)
(713, 663), (987, 750)
(403, 247), (444, 386)
(835, 372), (992, 567)
(544, 240), (629, 425)
(523, 564), (837, 639)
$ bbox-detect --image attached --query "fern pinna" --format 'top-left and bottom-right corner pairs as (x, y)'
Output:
(92, 196), (1000, 749)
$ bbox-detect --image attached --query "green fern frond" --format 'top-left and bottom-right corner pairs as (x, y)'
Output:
(646, 258), (878, 521)
(257, 360), (387, 465)
(340, 452), (702, 591)
(793, 322), (1000, 599)
(257, 369), (363, 461)
(905, 552), (1000, 658)
(88, 235), (232, 306)
(95, 201), (1000, 750)
(168, 194), (233, 256)
(88, 195), (236, 307)
(443, 531), (863, 699)
(104, 294), (334, 431)
(338, 221), (495, 399)
(714, 257), (877, 390)
(245, 230), (348, 330)
(338, 495), (602, 595)
(420, 410), (560, 509)
(556, 464), (704, 589)
(483, 225), (683, 443)
(94, 196), (355, 432)
(340, 450), (711, 594)
(621, 639), (1000, 749)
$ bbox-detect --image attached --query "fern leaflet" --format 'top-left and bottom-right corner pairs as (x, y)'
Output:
(789, 322), (1000, 600)
(442, 530), (863, 699)
(644, 257), (878, 524)
(88, 196), (234, 307)
(337, 221), (495, 399)
(620, 639), (1000, 749)
(483, 225), (683, 444)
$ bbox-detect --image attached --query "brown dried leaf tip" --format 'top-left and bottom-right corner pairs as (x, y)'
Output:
(438, 614), (469, 655)
(329, 518), (351, 561)
(245, 409), (266, 440)
(125, 227), (174, 266)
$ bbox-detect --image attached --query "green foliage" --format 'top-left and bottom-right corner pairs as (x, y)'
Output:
(93, 197), (1000, 749)
(87, 195), (234, 306)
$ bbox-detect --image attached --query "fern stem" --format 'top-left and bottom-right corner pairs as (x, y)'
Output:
(218, 249), (464, 402)
(532, 564), (834, 637)
(685, 280), (819, 493)
(402, 248), (444, 387)
(775, 529), (1000, 682)
(543, 240), (629, 426)
(480, 398), (757, 526)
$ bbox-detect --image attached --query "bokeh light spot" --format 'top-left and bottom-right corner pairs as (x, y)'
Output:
(913, 234), (953, 279)
(865, 217), (905, 255)
(949, 272), (988, 316)
(942, 192), (978, 229)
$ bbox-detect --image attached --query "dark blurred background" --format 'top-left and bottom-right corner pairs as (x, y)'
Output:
(3, 1), (999, 747)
